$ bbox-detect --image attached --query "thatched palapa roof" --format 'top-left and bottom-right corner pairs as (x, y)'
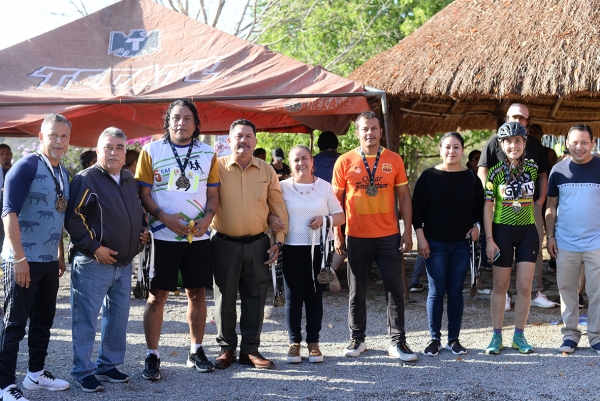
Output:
(350, 0), (600, 136)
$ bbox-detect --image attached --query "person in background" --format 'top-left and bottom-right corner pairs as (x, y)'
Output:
(0, 144), (13, 176)
(466, 150), (481, 173)
(313, 131), (341, 183)
(124, 149), (140, 175)
(528, 124), (559, 274)
(79, 150), (97, 170)
(271, 148), (291, 181)
(280, 145), (344, 363)
(312, 131), (345, 293)
(0, 144), (12, 256)
(528, 124), (558, 167)
(412, 132), (483, 356)
(253, 148), (267, 161)
(484, 122), (539, 355)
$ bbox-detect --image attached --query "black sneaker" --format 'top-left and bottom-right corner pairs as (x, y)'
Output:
(76, 375), (104, 393)
(95, 368), (130, 383)
(187, 347), (215, 373)
(410, 283), (425, 292)
(343, 339), (367, 357)
(446, 339), (467, 355)
(142, 353), (161, 380)
(423, 339), (442, 356)
(579, 294), (585, 309)
(389, 341), (418, 362)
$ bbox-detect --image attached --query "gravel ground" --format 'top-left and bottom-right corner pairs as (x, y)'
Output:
(1, 252), (599, 401)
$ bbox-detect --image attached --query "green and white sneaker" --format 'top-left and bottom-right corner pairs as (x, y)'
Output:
(485, 333), (503, 355)
(512, 333), (534, 354)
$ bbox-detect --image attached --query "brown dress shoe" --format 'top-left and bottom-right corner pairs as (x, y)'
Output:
(239, 352), (275, 369)
(214, 349), (236, 369)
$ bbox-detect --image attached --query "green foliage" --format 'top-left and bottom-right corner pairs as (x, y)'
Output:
(256, 0), (454, 77)
(399, 130), (491, 189)
(255, 130), (360, 158)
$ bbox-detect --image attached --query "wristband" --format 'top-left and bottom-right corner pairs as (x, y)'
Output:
(14, 256), (27, 264)
(275, 242), (283, 251)
(486, 236), (493, 240)
(546, 235), (555, 239)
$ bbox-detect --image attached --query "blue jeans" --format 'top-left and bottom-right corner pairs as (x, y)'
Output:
(70, 253), (131, 381)
(425, 239), (469, 341)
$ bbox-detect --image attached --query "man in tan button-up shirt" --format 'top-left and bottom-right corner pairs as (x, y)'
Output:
(211, 119), (288, 370)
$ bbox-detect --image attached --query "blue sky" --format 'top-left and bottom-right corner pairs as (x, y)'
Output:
(0, 0), (242, 50)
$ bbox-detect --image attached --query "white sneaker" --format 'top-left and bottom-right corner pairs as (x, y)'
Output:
(531, 292), (557, 308)
(22, 370), (70, 391)
(2, 385), (29, 401)
(343, 339), (367, 357)
(389, 342), (418, 362)
(505, 293), (511, 311)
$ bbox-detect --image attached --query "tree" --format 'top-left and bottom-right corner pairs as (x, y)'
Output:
(256, 0), (454, 77)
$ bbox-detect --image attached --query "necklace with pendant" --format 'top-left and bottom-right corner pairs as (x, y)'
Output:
(292, 176), (316, 195)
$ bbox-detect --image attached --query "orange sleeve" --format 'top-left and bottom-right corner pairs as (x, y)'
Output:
(394, 154), (408, 186)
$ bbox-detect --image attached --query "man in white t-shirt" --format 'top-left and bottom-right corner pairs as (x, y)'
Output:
(135, 100), (220, 379)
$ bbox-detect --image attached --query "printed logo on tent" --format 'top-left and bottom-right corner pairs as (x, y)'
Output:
(284, 102), (302, 113)
(109, 29), (160, 58)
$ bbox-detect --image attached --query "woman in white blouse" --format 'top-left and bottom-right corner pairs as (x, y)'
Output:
(280, 145), (344, 364)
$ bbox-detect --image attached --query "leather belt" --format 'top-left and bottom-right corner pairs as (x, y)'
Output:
(214, 232), (266, 243)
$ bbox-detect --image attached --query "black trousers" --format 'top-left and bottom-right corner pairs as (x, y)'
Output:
(282, 245), (323, 344)
(211, 235), (270, 354)
(346, 234), (406, 344)
(0, 261), (59, 388)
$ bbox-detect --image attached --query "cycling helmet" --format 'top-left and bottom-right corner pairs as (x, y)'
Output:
(497, 121), (527, 140)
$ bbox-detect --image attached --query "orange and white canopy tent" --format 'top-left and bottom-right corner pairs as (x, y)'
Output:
(0, 0), (372, 147)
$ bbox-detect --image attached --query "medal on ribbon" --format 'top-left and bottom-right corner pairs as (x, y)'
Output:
(169, 140), (194, 192)
(36, 153), (67, 213)
(360, 147), (382, 197)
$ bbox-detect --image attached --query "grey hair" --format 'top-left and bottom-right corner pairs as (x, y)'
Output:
(42, 113), (72, 130)
(99, 127), (127, 142)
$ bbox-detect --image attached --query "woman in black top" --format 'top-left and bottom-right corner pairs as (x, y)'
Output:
(412, 132), (484, 356)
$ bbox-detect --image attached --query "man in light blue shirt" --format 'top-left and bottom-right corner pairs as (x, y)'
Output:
(546, 123), (600, 355)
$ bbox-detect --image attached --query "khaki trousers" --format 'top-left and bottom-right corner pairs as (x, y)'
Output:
(557, 248), (600, 346)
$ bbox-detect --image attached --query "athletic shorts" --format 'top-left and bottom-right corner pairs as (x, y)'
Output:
(150, 239), (212, 291)
(491, 223), (538, 268)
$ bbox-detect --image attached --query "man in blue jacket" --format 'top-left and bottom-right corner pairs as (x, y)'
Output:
(65, 127), (148, 393)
